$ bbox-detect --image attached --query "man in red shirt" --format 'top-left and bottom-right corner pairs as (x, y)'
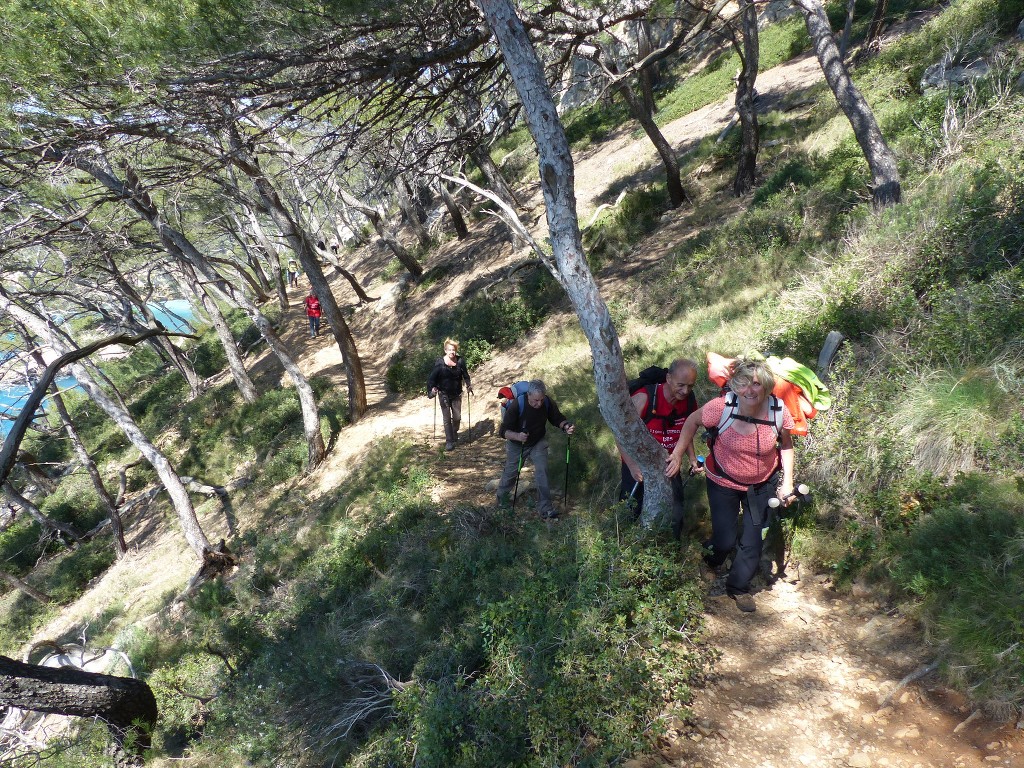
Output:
(304, 291), (322, 338)
(617, 358), (699, 530)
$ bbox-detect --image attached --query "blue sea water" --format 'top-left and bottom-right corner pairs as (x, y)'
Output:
(0, 300), (196, 439)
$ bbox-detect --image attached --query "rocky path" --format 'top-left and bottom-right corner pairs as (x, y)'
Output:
(653, 574), (1024, 768)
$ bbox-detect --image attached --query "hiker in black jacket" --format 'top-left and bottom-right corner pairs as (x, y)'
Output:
(496, 380), (575, 519)
(428, 339), (473, 451)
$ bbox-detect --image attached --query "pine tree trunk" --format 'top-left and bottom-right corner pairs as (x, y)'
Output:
(619, 78), (688, 208)
(0, 654), (156, 763)
(733, 0), (760, 196)
(226, 130), (368, 421)
(475, 0), (676, 528)
(396, 174), (432, 248)
(3, 482), (84, 544)
(30, 347), (128, 555)
(59, 155), (328, 470)
(440, 181), (469, 239)
(191, 277), (259, 404)
(0, 568), (52, 603)
(795, 0), (901, 207)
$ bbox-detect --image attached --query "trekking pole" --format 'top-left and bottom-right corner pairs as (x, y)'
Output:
(563, 433), (571, 512)
(511, 440), (526, 512)
(467, 391), (472, 441)
(768, 483), (811, 509)
(433, 394), (437, 442)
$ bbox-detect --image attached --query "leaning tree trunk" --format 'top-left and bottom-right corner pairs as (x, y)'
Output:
(733, 0), (760, 196)
(794, 0), (901, 207)
(618, 76), (688, 208)
(319, 249), (379, 304)
(2, 482), (83, 544)
(578, 47), (687, 208)
(865, 0), (889, 49)
(439, 180), (469, 239)
(54, 154), (327, 470)
(243, 207), (290, 310)
(0, 654), (156, 765)
(107, 260), (204, 400)
(839, 0), (857, 59)
(475, 0), (676, 528)
(469, 143), (521, 211)
(342, 192), (424, 278)
(0, 568), (52, 603)
(634, 19), (658, 119)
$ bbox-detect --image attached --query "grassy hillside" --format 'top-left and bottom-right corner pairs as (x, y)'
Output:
(1, 0), (1023, 763)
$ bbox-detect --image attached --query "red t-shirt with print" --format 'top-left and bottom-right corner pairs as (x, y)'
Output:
(702, 395), (794, 491)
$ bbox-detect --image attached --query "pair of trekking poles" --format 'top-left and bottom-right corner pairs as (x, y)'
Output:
(511, 432), (572, 515)
(433, 390), (472, 443)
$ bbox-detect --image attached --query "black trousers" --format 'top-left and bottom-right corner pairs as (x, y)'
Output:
(438, 393), (461, 443)
(704, 474), (779, 596)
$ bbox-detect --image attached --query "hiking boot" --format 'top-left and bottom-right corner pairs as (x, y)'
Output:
(540, 508), (559, 520)
(444, 442), (454, 451)
(732, 593), (756, 613)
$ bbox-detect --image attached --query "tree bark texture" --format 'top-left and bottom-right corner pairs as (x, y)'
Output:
(733, 0), (760, 196)
(795, 0), (901, 207)
(0, 654), (156, 759)
(475, 0), (677, 528)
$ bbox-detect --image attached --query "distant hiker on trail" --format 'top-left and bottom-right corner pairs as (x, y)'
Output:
(287, 258), (299, 288)
(666, 357), (795, 613)
(304, 290), (322, 338)
(496, 379), (575, 519)
(427, 339), (473, 451)
(616, 358), (699, 527)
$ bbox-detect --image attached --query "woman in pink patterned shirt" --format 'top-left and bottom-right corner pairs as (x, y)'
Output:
(666, 358), (795, 613)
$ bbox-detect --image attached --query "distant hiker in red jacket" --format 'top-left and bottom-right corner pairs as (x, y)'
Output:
(304, 291), (322, 338)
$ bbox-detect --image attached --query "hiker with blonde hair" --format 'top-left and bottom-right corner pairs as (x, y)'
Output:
(428, 339), (473, 451)
(667, 357), (795, 613)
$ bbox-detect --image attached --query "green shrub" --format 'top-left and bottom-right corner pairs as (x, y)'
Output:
(886, 475), (1024, 708)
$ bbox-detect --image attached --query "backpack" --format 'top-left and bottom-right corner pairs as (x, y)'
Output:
(703, 390), (785, 488)
(706, 352), (831, 437)
(627, 365), (697, 433)
(497, 381), (550, 429)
